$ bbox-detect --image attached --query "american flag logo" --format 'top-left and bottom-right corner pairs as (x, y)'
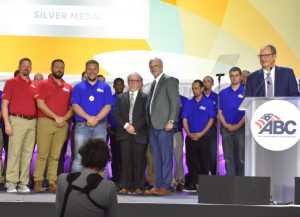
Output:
(255, 113), (281, 129)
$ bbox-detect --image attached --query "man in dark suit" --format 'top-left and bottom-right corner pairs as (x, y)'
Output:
(114, 72), (148, 195)
(146, 57), (180, 196)
(245, 44), (300, 97)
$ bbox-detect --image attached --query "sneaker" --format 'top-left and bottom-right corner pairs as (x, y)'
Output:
(7, 186), (17, 193)
(18, 185), (30, 193)
(183, 185), (197, 192)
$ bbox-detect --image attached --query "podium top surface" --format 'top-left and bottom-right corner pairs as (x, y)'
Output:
(239, 96), (300, 110)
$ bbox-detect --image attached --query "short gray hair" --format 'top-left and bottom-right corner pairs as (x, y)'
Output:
(149, 57), (163, 66)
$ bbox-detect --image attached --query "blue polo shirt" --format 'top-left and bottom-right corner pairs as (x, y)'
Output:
(176, 95), (188, 130)
(71, 80), (113, 122)
(219, 85), (245, 124)
(205, 91), (218, 109)
(108, 93), (118, 130)
(0, 90), (3, 128)
(182, 96), (216, 133)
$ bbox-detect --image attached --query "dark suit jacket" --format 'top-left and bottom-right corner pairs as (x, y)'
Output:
(146, 74), (180, 129)
(114, 90), (148, 144)
(244, 66), (300, 97)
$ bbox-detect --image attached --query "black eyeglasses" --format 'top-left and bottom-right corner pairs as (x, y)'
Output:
(128, 79), (140, 82)
(257, 53), (274, 59)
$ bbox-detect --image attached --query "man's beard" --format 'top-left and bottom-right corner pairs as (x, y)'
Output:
(52, 72), (64, 79)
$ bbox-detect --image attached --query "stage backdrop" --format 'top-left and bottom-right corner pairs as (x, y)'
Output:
(0, 0), (299, 95)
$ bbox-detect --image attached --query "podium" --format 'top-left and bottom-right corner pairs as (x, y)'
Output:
(240, 97), (300, 203)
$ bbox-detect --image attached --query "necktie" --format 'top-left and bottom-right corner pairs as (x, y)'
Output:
(266, 73), (273, 97)
(129, 92), (134, 124)
(149, 80), (156, 114)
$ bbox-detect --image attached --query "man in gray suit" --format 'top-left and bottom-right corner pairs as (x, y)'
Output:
(146, 57), (180, 196)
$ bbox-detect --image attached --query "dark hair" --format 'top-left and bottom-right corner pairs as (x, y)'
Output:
(204, 75), (214, 84)
(229, 67), (242, 75)
(113, 77), (124, 85)
(193, 79), (204, 88)
(79, 139), (110, 171)
(86, 60), (99, 68)
(19, 58), (31, 66)
(14, 70), (20, 77)
(51, 59), (64, 68)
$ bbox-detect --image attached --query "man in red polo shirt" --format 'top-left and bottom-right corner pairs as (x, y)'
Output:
(2, 58), (37, 193)
(33, 59), (72, 193)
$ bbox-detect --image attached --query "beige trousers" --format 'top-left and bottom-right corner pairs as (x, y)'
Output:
(34, 117), (68, 183)
(6, 116), (36, 188)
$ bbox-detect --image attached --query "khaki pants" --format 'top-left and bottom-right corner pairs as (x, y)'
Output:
(6, 116), (36, 188)
(0, 129), (4, 183)
(34, 117), (68, 183)
(146, 145), (155, 186)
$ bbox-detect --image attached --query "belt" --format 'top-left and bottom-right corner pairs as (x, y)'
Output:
(10, 113), (36, 120)
(174, 129), (182, 133)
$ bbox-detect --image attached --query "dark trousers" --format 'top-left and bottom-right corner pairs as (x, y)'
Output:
(185, 135), (210, 186)
(207, 125), (217, 175)
(109, 130), (122, 184)
(120, 136), (147, 189)
(149, 124), (174, 189)
(221, 126), (245, 176)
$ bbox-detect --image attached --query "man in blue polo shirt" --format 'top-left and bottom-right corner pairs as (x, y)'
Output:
(172, 94), (188, 191)
(71, 60), (113, 173)
(203, 76), (218, 175)
(182, 80), (216, 191)
(107, 77), (124, 187)
(219, 67), (245, 176)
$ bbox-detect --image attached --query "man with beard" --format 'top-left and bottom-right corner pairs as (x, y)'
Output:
(2, 58), (37, 193)
(71, 60), (112, 173)
(33, 59), (73, 193)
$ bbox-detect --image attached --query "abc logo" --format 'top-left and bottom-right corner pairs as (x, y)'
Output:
(251, 100), (300, 151)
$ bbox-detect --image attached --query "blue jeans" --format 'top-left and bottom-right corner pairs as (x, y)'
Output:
(149, 124), (174, 189)
(221, 125), (245, 176)
(72, 122), (107, 173)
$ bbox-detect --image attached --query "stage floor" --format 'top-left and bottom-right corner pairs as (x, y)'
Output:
(1, 191), (300, 217)
(0, 191), (198, 203)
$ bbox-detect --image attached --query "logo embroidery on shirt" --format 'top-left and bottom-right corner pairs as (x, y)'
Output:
(97, 88), (104, 93)
(238, 94), (243, 99)
(199, 106), (206, 110)
(63, 87), (70, 92)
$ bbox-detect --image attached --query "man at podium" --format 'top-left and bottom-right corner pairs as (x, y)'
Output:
(244, 44), (299, 97)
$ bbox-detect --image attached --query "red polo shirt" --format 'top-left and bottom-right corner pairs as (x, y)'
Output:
(2, 75), (37, 116)
(36, 76), (72, 117)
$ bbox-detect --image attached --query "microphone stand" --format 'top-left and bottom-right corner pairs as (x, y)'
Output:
(215, 73), (225, 176)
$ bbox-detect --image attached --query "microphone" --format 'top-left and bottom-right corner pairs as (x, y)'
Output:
(216, 73), (225, 77)
(252, 67), (272, 97)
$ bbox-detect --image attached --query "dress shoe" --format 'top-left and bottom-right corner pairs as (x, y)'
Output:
(176, 183), (184, 192)
(34, 181), (44, 193)
(132, 188), (143, 195)
(49, 182), (57, 193)
(118, 188), (129, 195)
(143, 187), (156, 195)
(152, 188), (171, 196)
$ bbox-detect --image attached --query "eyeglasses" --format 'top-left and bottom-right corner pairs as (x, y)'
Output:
(128, 79), (140, 82)
(257, 53), (274, 59)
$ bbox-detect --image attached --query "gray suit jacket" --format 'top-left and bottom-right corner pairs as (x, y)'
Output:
(146, 74), (180, 129)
